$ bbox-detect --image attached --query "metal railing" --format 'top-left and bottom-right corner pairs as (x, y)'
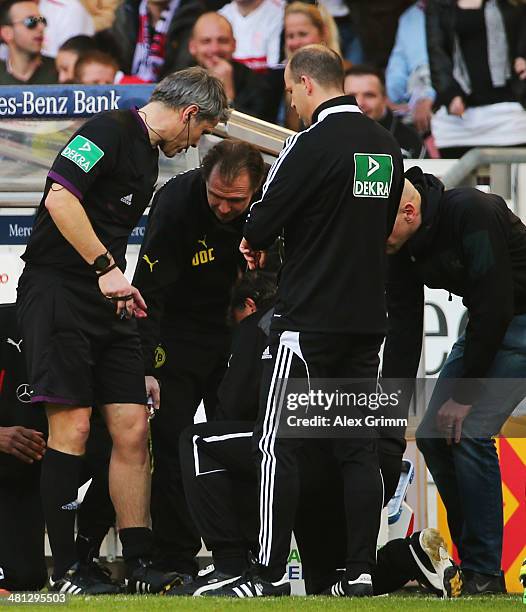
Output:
(0, 111), (292, 206)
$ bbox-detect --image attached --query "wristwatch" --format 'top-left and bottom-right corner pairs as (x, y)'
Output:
(92, 251), (111, 272)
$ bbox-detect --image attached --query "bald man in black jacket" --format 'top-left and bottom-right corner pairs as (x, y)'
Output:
(384, 166), (526, 595)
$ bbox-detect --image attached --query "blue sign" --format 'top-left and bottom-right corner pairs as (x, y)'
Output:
(0, 215), (147, 245)
(0, 85), (154, 118)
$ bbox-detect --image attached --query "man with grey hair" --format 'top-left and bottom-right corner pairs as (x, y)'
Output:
(16, 66), (228, 596)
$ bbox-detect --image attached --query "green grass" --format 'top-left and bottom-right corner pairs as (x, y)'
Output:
(8, 594), (522, 611)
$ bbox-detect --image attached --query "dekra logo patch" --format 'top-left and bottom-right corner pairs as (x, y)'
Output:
(60, 135), (104, 173)
(353, 153), (393, 198)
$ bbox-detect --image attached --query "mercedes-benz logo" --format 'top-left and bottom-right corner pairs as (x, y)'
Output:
(16, 383), (33, 403)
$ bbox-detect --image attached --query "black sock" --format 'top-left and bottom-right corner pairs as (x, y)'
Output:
(119, 527), (154, 566)
(258, 565), (285, 583)
(76, 530), (108, 564)
(76, 534), (94, 564)
(41, 448), (82, 579)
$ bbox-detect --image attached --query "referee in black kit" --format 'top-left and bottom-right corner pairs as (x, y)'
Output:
(16, 67), (229, 595)
(233, 45), (405, 598)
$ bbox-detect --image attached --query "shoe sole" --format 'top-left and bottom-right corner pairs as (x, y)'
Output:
(420, 528), (463, 598)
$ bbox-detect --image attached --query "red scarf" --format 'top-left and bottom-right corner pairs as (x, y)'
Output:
(132, 0), (180, 82)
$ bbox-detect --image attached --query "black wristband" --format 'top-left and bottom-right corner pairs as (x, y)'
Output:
(97, 262), (118, 277)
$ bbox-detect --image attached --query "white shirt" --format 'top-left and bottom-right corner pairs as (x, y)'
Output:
(319, 0), (349, 18)
(220, 0), (284, 71)
(40, 0), (95, 58)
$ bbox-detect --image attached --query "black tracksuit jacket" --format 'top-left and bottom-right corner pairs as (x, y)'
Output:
(214, 307), (273, 422)
(243, 95), (405, 335)
(133, 169), (246, 373)
(383, 166), (526, 403)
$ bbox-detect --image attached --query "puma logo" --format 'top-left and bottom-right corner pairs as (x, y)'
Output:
(6, 338), (23, 353)
(197, 236), (208, 249)
(142, 254), (159, 272)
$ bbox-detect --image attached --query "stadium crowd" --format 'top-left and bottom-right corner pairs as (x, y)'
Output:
(0, 0), (525, 155)
(0, 0), (525, 601)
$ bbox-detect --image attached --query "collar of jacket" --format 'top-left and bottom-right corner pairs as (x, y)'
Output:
(404, 166), (446, 258)
(311, 95), (361, 124)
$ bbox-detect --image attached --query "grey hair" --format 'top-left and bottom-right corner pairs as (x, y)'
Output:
(150, 67), (230, 123)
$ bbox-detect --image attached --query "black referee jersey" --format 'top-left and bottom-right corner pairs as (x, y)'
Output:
(244, 95), (405, 334)
(22, 108), (159, 276)
(133, 168), (246, 372)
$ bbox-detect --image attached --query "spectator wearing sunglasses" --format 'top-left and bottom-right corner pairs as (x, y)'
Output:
(0, 0), (58, 84)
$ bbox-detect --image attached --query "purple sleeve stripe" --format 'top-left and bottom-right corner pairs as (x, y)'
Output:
(31, 395), (78, 405)
(47, 171), (84, 202)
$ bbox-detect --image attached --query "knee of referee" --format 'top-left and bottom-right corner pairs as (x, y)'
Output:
(107, 406), (149, 460)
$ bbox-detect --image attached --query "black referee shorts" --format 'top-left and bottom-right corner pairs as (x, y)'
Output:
(17, 265), (147, 407)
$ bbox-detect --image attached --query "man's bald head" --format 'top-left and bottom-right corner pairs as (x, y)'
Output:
(193, 12), (234, 38)
(386, 179), (422, 254)
(401, 179), (420, 208)
(189, 12), (236, 66)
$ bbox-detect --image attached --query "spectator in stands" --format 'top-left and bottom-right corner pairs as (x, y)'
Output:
(110, 0), (203, 82)
(0, 0), (57, 84)
(345, 65), (426, 158)
(282, 2), (343, 129)
(284, 2), (341, 58)
(55, 35), (98, 84)
(219, 0), (284, 71)
(74, 49), (147, 84)
(386, 0), (435, 135)
(346, 0), (414, 68)
(81, 0), (121, 32)
(189, 12), (273, 120)
(40, 0), (95, 59)
(427, 0), (526, 157)
(317, 0), (363, 63)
